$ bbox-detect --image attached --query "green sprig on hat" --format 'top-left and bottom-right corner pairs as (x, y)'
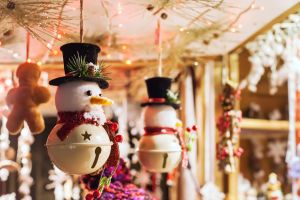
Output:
(66, 52), (111, 80)
(166, 90), (180, 104)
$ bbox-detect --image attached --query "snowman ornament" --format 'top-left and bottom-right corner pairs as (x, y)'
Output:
(137, 77), (186, 172)
(46, 43), (122, 175)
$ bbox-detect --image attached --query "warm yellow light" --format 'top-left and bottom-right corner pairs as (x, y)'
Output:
(37, 61), (42, 66)
(179, 27), (185, 32)
(125, 60), (132, 65)
(53, 50), (58, 55)
(230, 28), (237, 33)
(57, 34), (62, 39)
(47, 43), (52, 48)
(122, 45), (127, 50)
(27, 58), (32, 63)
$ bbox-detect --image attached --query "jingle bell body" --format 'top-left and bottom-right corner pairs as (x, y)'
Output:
(47, 43), (114, 175)
(47, 123), (112, 175)
(138, 77), (182, 173)
(138, 133), (182, 173)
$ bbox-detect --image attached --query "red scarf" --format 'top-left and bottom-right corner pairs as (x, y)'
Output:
(57, 111), (99, 141)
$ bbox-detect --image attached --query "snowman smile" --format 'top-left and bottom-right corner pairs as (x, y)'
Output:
(91, 147), (102, 168)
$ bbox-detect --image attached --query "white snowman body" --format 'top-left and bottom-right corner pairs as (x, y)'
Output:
(46, 81), (112, 175)
(138, 105), (182, 172)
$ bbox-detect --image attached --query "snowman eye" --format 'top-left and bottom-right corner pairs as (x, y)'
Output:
(99, 93), (102, 97)
(85, 90), (92, 96)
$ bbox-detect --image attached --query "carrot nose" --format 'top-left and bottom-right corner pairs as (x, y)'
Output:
(90, 96), (113, 106)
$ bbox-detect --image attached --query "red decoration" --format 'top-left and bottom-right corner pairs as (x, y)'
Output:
(216, 81), (242, 174)
(57, 111), (99, 141)
(144, 127), (177, 136)
(148, 98), (166, 103)
(192, 125), (197, 131)
(114, 135), (123, 143)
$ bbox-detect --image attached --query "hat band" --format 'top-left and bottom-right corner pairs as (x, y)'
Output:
(144, 127), (177, 136)
(148, 98), (166, 103)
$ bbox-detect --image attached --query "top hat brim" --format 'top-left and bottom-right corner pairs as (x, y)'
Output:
(49, 76), (109, 89)
(141, 102), (180, 109)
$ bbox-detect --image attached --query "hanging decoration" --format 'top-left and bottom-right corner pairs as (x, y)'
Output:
(265, 173), (283, 200)
(0, 116), (19, 182)
(137, 77), (196, 172)
(47, 2), (123, 198)
(5, 62), (51, 134)
(267, 140), (287, 164)
(81, 158), (154, 200)
(46, 42), (121, 175)
(0, 0), (72, 44)
(5, 32), (51, 135)
(0, 193), (16, 200)
(17, 123), (34, 200)
(241, 11), (300, 94)
(46, 166), (80, 200)
(216, 81), (243, 174)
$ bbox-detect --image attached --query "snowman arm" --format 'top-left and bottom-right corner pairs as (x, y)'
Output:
(33, 86), (51, 104)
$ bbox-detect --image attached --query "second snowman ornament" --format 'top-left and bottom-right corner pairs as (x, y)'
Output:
(137, 77), (185, 172)
(46, 43), (122, 175)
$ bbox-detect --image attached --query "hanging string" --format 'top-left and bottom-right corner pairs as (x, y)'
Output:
(26, 32), (30, 61)
(80, 0), (83, 43)
(155, 20), (163, 76)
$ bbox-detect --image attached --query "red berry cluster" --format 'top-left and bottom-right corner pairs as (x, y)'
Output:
(186, 125), (197, 133)
(85, 190), (101, 200)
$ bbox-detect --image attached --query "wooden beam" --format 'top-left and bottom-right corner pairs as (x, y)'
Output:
(230, 2), (300, 54)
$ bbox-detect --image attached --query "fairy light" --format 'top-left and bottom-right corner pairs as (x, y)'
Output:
(12, 53), (19, 58)
(117, 2), (122, 15)
(52, 50), (58, 55)
(37, 61), (42, 66)
(121, 45), (127, 50)
(106, 54), (111, 59)
(46, 43), (52, 49)
(57, 34), (62, 39)
(179, 27), (185, 32)
(26, 58), (32, 63)
(118, 23), (123, 28)
(251, 3), (256, 9)
(125, 59), (132, 65)
(206, 21), (212, 26)
(230, 28), (237, 33)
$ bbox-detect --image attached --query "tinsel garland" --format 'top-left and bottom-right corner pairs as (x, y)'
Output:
(0, 0), (73, 44)
(216, 81), (243, 174)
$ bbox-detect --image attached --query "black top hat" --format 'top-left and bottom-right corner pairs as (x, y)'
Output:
(49, 43), (109, 89)
(141, 77), (180, 109)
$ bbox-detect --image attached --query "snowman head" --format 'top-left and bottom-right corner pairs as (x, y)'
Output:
(143, 105), (177, 128)
(55, 81), (113, 112)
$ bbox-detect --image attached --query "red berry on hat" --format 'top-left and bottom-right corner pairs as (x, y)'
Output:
(114, 134), (123, 143)
(186, 127), (191, 132)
